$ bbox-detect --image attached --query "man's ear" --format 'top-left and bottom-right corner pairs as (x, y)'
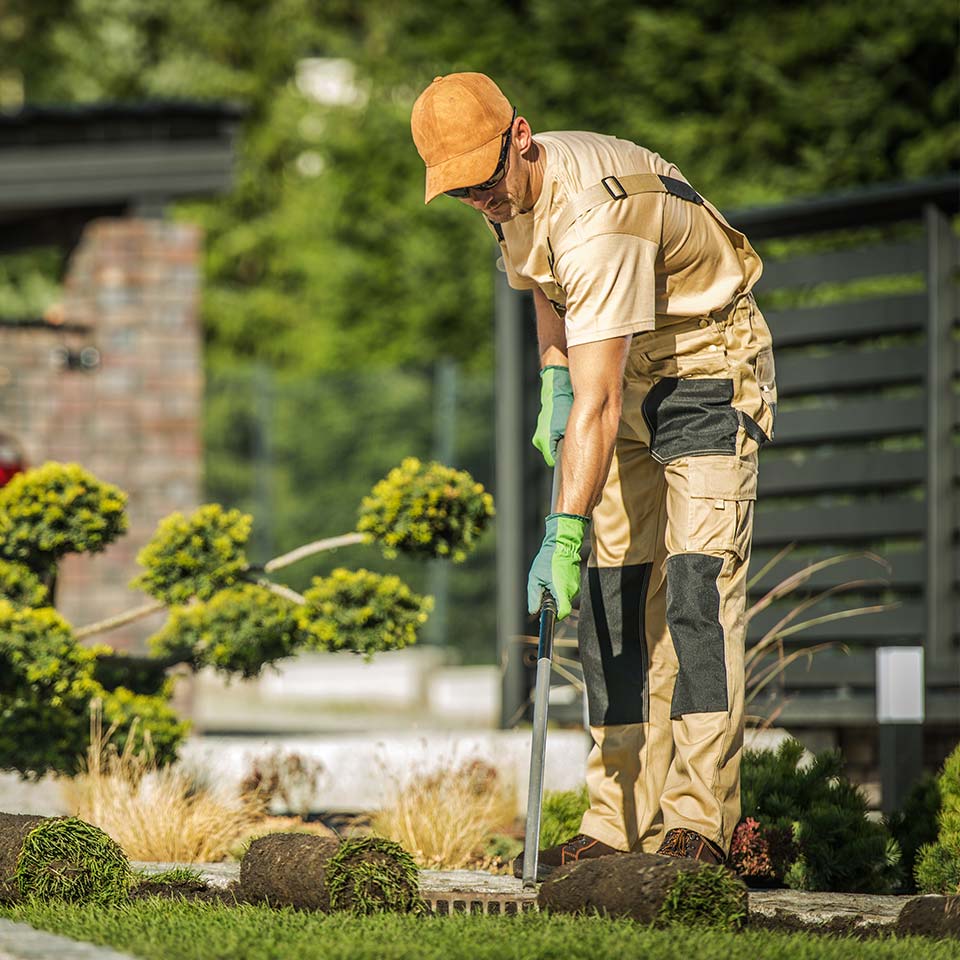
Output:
(515, 116), (535, 155)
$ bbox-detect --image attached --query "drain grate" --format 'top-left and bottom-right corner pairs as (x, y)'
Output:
(422, 890), (538, 915)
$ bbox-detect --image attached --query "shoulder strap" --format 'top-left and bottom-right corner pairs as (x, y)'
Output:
(552, 173), (703, 243)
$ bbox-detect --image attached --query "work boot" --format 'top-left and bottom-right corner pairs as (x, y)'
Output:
(512, 833), (621, 881)
(656, 827), (725, 864)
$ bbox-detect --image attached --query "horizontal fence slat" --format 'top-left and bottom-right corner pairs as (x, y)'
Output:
(764, 295), (926, 347)
(776, 344), (924, 398)
(746, 598), (923, 644)
(748, 548), (925, 592)
(758, 449), (925, 496)
(752, 690), (959, 726)
(774, 396), (924, 445)
(758, 238), (926, 290)
(749, 650), (960, 688)
(753, 500), (926, 544)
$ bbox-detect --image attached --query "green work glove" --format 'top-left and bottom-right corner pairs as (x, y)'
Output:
(532, 365), (573, 467)
(527, 513), (588, 621)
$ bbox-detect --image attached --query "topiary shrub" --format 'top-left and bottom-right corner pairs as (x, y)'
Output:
(131, 503), (252, 604)
(149, 583), (300, 678)
(325, 836), (426, 915)
(99, 682), (189, 769)
(299, 567), (432, 658)
(0, 559), (47, 608)
(886, 772), (942, 893)
(915, 741), (960, 894)
(737, 739), (900, 893)
(538, 785), (590, 850)
(0, 462), (127, 578)
(357, 457), (494, 562)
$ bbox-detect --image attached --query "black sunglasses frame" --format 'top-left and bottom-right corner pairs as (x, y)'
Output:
(444, 108), (517, 198)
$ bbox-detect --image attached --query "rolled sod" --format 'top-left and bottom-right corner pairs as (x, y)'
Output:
(0, 813), (130, 905)
(538, 852), (748, 929)
(240, 833), (341, 910)
(325, 836), (426, 915)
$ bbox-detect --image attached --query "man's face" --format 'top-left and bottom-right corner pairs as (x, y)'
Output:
(455, 141), (526, 223)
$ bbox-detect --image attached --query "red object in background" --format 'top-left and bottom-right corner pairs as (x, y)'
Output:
(0, 435), (24, 488)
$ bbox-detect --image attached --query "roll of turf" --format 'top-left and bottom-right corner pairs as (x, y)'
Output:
(240, 833), (341, 911)
(0, 813), (129, 904)
(325, 836), (425, 915)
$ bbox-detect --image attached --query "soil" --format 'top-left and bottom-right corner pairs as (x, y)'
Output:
(0, 814), (46, 902)
(537, 852), (747, 924)
(238, 833), (341, 911)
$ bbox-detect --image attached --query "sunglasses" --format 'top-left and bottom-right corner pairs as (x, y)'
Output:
(444, 108), (517, 198)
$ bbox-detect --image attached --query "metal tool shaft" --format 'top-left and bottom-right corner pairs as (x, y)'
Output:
(522, 440), (564, 889)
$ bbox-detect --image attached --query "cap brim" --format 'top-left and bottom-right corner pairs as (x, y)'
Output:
(423, 133), (503, 204)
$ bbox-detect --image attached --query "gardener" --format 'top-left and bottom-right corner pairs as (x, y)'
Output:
(411, 73), (776, 877)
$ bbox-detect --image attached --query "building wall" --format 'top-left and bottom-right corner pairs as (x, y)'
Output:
(0, 218), (203, 649)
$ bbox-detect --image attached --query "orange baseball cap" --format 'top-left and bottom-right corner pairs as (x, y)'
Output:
(411, 73), (514, 204)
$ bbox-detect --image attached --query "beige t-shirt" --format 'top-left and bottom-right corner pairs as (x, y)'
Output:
(495, 131), (762, 347)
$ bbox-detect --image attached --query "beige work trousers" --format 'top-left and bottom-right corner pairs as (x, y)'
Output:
(578, 292), (776, 856)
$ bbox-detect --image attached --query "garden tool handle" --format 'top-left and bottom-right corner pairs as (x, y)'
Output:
(522, 440), (563, 889)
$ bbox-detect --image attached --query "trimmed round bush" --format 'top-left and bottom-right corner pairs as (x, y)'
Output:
(100, 682), (190, 768)
(357, 458), (494, 562)
(0, 600), (101, 778)
(150, 584), (300, 678)
(0, 462), (127, 574)
(325, 836), (425, 915)
(0, 559), (47, 608)
(298, 568), (431, 658)
(132, 504), (252, 604)
(0, 814), (129, 904)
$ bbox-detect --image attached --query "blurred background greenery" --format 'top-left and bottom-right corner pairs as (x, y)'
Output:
(0, 0), (956, 661)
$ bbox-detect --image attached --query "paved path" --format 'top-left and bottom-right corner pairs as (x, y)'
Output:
(0, 920), (136, 960)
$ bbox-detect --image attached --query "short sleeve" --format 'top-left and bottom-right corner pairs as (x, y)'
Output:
(554, 233), (658, 346)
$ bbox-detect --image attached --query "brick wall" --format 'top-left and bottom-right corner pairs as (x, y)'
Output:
(0, 219), (204, 649)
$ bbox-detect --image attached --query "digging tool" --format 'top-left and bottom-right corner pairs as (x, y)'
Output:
(522, 440), (564, 889)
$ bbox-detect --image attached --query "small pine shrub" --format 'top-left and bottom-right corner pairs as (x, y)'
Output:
(0, 462), (127, 575)
(885, 773), (941, 893)
(299, 567), (432, 658)
(132, 504), (252, 604)
(0, 559), (47, 608)
(99, 683), (189, 768)
(739, 739), (900, 893)
(357, 458), (494, 562)
(915, 741), (960, 894)
(538, 785), (590, 849)
(150, 583), (300, 678)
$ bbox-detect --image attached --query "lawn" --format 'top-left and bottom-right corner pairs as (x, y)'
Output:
(1, 900), (957, 960)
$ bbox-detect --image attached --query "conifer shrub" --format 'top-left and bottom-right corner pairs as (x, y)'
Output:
(915, 741), (960, 894)
(0, 559), (47, 608)
(885, 773), (941, 893)
(737, 739), (900, 893)
(99, 683), (189, 768)
(0, 462), (127, 576)
(357, 457), (495, 562)
(149, 583), (300, 678)
(538, 785), (591, 850)
(131, 504), (252, 604)
(299, 567), (432, 657)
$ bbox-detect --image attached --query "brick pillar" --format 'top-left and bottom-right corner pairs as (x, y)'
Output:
(0, 219), (204, 650)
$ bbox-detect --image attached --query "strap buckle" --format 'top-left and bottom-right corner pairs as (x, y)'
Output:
(601, 176), (627, 200)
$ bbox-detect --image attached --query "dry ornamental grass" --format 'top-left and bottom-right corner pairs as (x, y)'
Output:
(61, 703), (262, 863)
(371, 758), (516, 870)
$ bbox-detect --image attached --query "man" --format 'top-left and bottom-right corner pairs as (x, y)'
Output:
(411, 73), (776, 878)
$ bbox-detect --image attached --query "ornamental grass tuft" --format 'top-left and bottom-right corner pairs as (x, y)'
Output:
(325, 836), (426, 915)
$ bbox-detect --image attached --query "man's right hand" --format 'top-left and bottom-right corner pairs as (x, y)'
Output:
(532, 365), (574, 467)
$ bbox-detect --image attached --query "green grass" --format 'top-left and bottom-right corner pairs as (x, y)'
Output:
(1, 900), (957, 960)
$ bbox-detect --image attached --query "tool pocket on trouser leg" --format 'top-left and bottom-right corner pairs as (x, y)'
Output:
(665, 456), (756, 719)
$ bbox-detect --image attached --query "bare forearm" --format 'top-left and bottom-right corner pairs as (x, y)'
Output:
(554, 335), (630, 517)
(533, 287), (567, 368)
(555, 394), (621, 516)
